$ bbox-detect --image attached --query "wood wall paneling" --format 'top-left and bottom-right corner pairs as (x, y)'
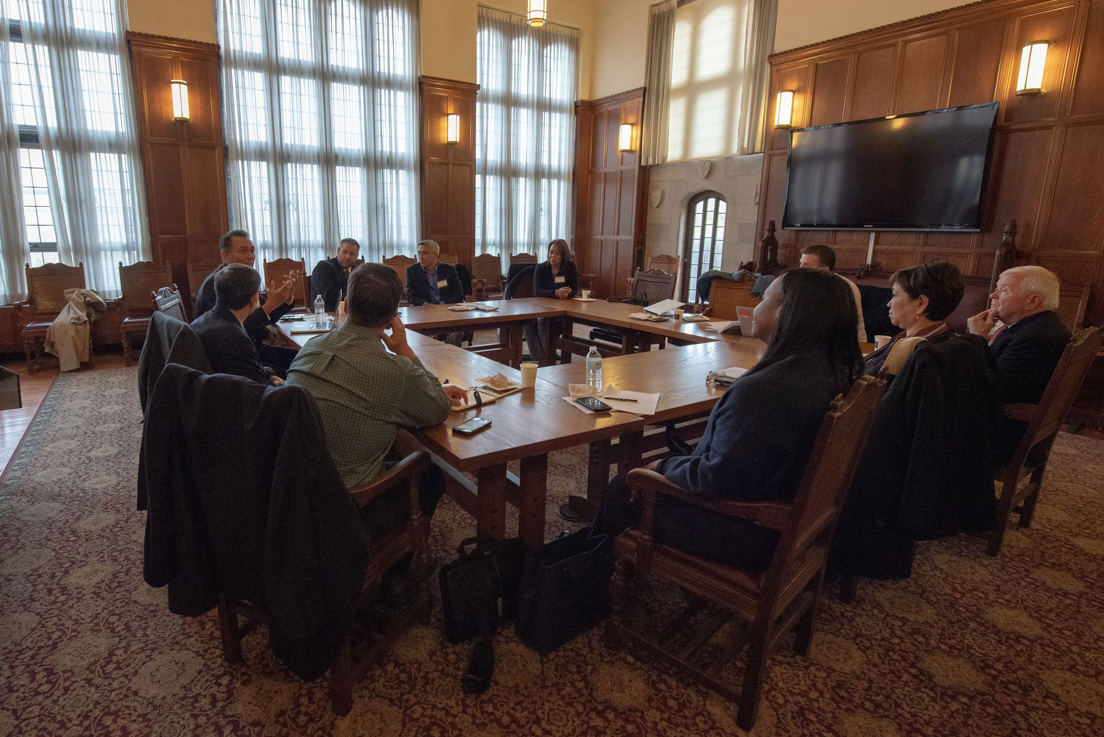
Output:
(757, 0), (1104, 326)
(572, 89), (647, 300)
(418, 76), (479, 266)
(127, 33), (228, 301)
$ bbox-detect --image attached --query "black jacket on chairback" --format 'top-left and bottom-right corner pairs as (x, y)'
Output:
(142, 365), (369, 680)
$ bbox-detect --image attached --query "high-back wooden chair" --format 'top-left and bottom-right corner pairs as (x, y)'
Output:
(627, 255), (681, 294)
(187, 259), (223, 319)
(1056, 282), (1091, 332)
(437, 252), (458, 266)
(628, 268), (676, 303)
(706, 273), (762, 319)
(383, 255), (416, 290)
(16, 262), (89, 374)
(471, 253), (506, 300)
(989, 326), (1103, 555)
(511, 252), (538, 267)
(608, 375), (887, 732)
(262, 257), (308, 311)
(119, 261), (175, 366)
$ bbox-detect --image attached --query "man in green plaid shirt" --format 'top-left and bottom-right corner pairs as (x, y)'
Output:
(287, 263), (467, 536)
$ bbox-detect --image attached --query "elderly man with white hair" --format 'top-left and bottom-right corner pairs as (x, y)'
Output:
(968, 265), (1071, 405)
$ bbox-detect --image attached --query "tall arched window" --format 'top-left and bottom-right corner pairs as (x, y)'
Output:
(682, 191), (726, 303)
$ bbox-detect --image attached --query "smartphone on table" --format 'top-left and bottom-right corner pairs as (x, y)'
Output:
(453, 417), (492, 436)
(575, 396), (613, 412)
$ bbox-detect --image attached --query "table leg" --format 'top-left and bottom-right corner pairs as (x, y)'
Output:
(503, 324), (522, 368)
(618, 431), (644, 475)
(475, 464), (507, 543)
(518, 454), (548, 550)
(559, 437), (610, 523)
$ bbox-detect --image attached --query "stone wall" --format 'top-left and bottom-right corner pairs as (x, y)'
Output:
(643, 153), (763, 274)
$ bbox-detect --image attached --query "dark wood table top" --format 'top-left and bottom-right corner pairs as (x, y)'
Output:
(397, 300), (562, 330)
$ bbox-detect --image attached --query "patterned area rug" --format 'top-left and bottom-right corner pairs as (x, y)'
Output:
(2, 367), (1104, 736)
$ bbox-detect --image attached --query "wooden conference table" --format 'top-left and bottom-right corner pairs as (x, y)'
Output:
(283, 298), (769, 549)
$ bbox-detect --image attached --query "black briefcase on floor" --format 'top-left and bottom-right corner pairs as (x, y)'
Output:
(439, 537), (525, 643)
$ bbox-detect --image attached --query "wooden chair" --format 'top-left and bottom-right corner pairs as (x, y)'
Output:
(383, 255), (416, 289)
(626, 254), (680, 294)
(154, 286), (187, 323)
(438, 252), (458, 266)
(119, 261), (174, 367)
(472, 253), (506, 300)
(262, 257), (308, 312)
(590, 269), (678, 350)
(16, 262), (89, 374)
(187, 259), (223, 319)
(217, 428), (433, 716)
(706, 273), (761, 319)
(511, 252), (538, 267)
(1057, 283), (1091, 332)
(608, 375), (887, 732)
(989, 326), (1103, 556)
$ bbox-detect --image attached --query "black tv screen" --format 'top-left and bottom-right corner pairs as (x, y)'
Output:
(782, 102), (998, 231)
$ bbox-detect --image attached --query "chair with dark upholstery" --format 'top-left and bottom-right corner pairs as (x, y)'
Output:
(590, 269), (677, 351)
(472, 253), (506, 300)
(503, 264), (536, 299)
(187, 259), (223, 319)
(154, 286), (187, 322)
(607, 375), (886, 732)
(990, 326), (1103, 555)
(262, 257), (308, 312)
(16, 262), (89, 374)
(119, 261), (174, 366)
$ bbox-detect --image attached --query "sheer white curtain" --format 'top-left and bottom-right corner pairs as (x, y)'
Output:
(217, 0), (420, 276)
(3, 0), (150, 299)
(667, 0), (777, 161)
(475, 8), (577, 265)
(0, 4), (26, 304)
(642, 0), (676, 166)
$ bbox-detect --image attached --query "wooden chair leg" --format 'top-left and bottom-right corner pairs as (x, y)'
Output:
(793, 588), (821, 657)
(216, 596), (244, 664)
(1019, 471), (1046, 528)
(606, 558), (631, 648)
(838, 574), (859, 604)
(736, 621), (771, 732)
(329, 640), (353, 717)
(24, 342), (36, 375)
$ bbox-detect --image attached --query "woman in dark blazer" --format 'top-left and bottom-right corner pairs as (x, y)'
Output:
(594, 268), (865, 571)
(525, 239), (578, 364)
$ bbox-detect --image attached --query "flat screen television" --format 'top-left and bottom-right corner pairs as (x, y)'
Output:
(782, 102), (998, 231)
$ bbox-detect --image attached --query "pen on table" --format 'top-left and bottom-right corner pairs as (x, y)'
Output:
(601, 396), (638, 402)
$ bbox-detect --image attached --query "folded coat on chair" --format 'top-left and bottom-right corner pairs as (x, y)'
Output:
(44, 288), (106, 371)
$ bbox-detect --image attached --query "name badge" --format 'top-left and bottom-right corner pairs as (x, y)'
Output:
(437, 279), (449, 288)
(554, 276), (566, 284)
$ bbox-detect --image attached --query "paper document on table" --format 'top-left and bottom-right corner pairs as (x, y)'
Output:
(644, 298), (684, 316)
(562, 385), (659, 416)
(703, 320), (741, 334)
(718, 367), (749, 380)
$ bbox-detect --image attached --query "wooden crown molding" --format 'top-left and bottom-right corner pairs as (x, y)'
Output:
(769, 0), (1055, 63)
(578, 87), (647, 110)
(418, 75), (481, 93)
(125, 31), (220, 55)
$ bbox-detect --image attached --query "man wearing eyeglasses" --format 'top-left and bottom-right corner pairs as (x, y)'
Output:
(405, 239), (465, 346)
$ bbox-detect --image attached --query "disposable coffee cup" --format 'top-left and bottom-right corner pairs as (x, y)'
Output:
(580, 289), (590, 300)
(874, 335), (891, 349)
(521, 362), (538, 388)
(673, 309), (685, 321)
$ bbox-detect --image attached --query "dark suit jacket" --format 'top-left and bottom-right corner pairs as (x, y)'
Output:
(191, 306), (269, 384)
(196, 263), (291, 345)
(405, 262), (464, 305)
(989, 310), (1071, 404)
(533, 260), (578, 298)
(311, 257), (350, 312)
(142, 365), (369, 681)
(650, 352), (848, 571)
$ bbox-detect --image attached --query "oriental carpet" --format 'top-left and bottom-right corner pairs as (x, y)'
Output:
(1, 367), (1103, 736)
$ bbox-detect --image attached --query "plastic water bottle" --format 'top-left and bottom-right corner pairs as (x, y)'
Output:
(585, 346), (603, 392)
(314, 294), (325, 316)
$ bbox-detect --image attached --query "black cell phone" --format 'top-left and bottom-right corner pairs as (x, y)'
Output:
(453, 417), (492, 436)
(575, 396), (612, 412)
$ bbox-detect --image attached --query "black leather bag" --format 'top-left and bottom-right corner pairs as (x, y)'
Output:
(438, 537), (525, 643)
(516, 528), (613, 655)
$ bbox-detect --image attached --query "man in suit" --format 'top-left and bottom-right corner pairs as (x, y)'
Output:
(311, 237), (360, 312)
(405, 239), (464, 346)
(968, 265), (1071, 404)
(799, 244), (867, 344)
(968, 265), (1071, 463)
(191, 264), (279, 385)
(196, 229), (299, 376)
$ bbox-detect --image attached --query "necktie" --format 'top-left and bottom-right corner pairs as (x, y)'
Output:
(988, 325), (1007, 346)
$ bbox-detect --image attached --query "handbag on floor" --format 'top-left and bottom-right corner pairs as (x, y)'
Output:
(439, 537), (525, 643)
(516, 528), (613, 655)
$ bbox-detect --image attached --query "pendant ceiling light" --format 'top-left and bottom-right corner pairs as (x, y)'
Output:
(528, 0), (547, 28)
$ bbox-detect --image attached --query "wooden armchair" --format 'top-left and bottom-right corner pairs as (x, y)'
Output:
(262, 257), (308, 312)
(989, 326), (1103, 556)
(187, 259), (222, 319)
(218, 428), (433, 716)
(437, 252), (458, 266)
(590, 269), (678, 351)
(119, 261), (174, 366)
(607, 375), (886, 732)
(625, 254), (680, 294)
(383, 254), (416, 305)
(510, 252), (538, 267)
(472, 253), (506, 300)
(16, 262), (89, 374)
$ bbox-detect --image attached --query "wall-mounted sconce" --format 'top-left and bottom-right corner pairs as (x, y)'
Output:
(528, 0), (547, 28)
(774, 90), (794, 128)
(171, 79), (190, 121)
(1015, 41), (1049, 96)
(446, 113), (460, 144)
(618, 123), (634, 152)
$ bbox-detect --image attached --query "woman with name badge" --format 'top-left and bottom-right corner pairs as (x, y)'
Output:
(525, 239), (578, 365)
